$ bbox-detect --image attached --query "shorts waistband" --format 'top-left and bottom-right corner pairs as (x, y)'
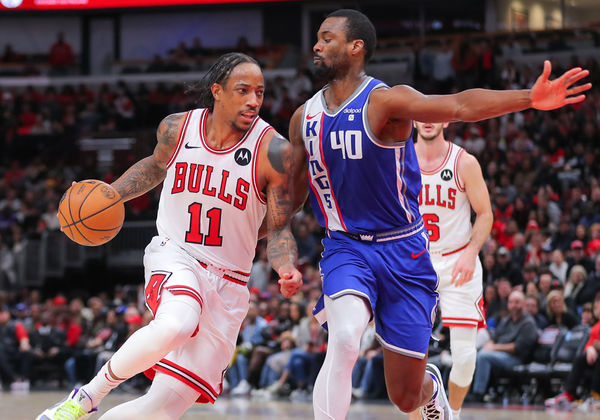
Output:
(328, 219), (424, 243)
(196, 260), (250, 285)
(430, 243), (469, 257)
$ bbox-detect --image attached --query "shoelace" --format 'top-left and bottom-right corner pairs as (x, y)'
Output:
(54, 400), (88, 420)
(421, 397), (442, 420)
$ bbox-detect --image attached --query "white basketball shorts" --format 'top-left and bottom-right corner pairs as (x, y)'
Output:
(430, 245), (486, 329)
(142, 236), (249, 403)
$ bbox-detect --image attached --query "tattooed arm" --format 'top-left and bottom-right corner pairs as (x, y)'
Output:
(258, 131), (302, 298)
(111, 112), (187, 201)
(256, 106), (308, 240)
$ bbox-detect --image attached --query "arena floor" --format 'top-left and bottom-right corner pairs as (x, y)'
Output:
(3, 392), (596, 419)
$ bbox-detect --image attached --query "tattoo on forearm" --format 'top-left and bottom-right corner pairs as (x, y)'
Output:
(266, 183), (297, 271)
(112, 113), (184, 201)
(267, 228), (297, 272)
(111, 157), (166, 202)
(267, 135), (292, 174)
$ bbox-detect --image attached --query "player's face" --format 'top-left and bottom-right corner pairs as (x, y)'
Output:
(216, 62), (264, 133)
(414, 122), (448, 141)
(313, 17), (352, 81)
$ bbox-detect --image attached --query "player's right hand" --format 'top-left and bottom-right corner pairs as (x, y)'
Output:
(277, 267), (303, 298)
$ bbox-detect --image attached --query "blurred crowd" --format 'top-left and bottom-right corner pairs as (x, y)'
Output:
(0, 28), (600, 408)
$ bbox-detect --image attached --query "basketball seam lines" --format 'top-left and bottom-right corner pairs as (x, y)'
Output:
(66, 184), (93, 245)
(61, 186), (124, 230)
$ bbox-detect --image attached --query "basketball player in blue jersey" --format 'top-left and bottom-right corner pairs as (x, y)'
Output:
(288, 9), (591, 420)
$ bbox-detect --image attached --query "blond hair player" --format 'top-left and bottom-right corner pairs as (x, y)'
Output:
(411, 121), (493, 419)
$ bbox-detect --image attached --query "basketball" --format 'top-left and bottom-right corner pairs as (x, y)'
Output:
(57, 180), (125, 246)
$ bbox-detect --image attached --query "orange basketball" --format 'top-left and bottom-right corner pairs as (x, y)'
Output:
(57, 180), (125, 246)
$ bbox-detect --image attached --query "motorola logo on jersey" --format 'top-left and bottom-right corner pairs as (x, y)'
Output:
(234, 148), (252, 166)
(441, 169), (453, 181)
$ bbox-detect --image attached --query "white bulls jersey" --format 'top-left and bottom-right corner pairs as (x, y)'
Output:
(419, 142), (472, 254)
(156, 108), (271, 273)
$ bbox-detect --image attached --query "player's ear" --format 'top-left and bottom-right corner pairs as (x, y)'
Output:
(350, 39), (365, 57)
(443, 122), (450, 129)
(211, 83), (223, 102)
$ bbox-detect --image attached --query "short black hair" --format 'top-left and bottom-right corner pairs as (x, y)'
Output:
(327, 9), (376, 63)
(186, 52), (259, 111)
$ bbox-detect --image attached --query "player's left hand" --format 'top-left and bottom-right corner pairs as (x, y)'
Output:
(277, 267), (303, 298)
(451, 249), (477, 287)
(531, 60), (591, 110)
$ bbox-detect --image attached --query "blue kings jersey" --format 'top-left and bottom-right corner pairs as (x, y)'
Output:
(301, 77), (422, 234)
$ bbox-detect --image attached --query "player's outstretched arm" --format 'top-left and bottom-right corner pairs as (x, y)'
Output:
(451, 152), (493, 287)
(261, 131), (302, 298)
(375, 60), (591, 124)
(111, 112), (186, 202)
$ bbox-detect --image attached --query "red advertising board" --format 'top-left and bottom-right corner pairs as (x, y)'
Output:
(0, 0), (291, 10)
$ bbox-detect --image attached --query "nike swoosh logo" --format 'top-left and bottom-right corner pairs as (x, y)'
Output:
(306, 113), (320, 120)
(411, 249), (426, 259)
(184, 143), (202, 149)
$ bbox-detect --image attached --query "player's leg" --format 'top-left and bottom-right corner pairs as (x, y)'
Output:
(376, 229), (451, 419)
(447, 326), (477, 418)
(35, 291), (201, 420)
(313, 294), (371, 420)
(98, 372), (200, 420)
(383, 350), (432, 411)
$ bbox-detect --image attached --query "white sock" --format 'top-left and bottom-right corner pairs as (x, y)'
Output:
(81, 362), (126, 408)
(452, 408), (461, 418)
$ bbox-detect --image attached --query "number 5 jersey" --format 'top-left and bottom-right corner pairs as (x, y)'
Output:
(156, 108), (272, 273)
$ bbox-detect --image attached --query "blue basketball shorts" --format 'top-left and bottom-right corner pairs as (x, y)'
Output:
(316, 227), (439, 359)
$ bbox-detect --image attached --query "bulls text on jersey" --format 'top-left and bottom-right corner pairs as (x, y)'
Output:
(171, 162), (249, 211)
(418, 184), (456, 209)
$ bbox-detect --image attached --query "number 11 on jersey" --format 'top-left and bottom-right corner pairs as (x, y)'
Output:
(185, 202), (223, 246)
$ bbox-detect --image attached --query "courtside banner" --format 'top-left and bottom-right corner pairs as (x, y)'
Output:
(0, 0), (292, 10)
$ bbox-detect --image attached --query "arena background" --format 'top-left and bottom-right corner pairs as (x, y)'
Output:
(0, 0), (599, 417)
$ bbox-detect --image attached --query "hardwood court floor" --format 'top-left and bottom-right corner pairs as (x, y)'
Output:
(3, 392), (598, 420)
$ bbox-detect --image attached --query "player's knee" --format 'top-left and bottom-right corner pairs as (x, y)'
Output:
(388, 388), (421, 413)
(152, 312), (198, 348)
(329, 324), (362, 360)
(449, 337), (477, 388)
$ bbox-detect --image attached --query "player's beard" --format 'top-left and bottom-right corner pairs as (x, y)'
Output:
(314, 53), (350, 83)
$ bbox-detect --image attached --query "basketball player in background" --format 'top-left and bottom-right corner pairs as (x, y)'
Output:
(407, 121), (492, 420)
(37, 53), (302, 420)
(289, 9), (590, 420)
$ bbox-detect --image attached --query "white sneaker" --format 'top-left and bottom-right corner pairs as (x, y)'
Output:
(231, 379), (251, 396)
(36, 388), (97, 420)
(420, 364), (453, 420)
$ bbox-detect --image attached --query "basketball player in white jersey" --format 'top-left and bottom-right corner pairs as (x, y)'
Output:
(37, 53), (302, 420)
(409, 121), (493, 420)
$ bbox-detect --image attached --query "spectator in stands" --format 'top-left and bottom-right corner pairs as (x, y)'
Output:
(537, 270), (554, 309)
(576, 255), (600, 308)
(545, 290), (578, 329)
(493, 247), (523, 286)
(229, 301), (268, 395)
(48, 32), (75, 76)
(0, 305), (32, 391)
(545, 296), (600, 410)
(565, 264), (588, 314)
(248, 245), (271, 293)
(524, 295), (549, 330)
(29, 310), (68, 385)
(581, 302), (597, 328)
(568, 239), (594, 274)
(549, 249), (569, 283)
(469, 290), (538, 401)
